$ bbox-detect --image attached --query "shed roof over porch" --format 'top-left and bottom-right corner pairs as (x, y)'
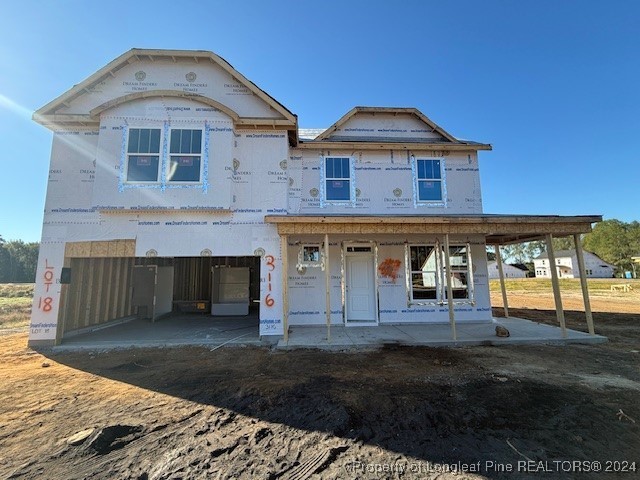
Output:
(264, 214), (602, 245)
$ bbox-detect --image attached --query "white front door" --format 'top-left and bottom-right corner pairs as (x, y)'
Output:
(345, 247), (377, 324)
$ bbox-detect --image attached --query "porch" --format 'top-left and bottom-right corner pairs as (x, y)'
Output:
(265, 213), (603, 343)
(277, 317), (607, 350)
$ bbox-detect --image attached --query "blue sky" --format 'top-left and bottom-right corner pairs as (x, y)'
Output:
(1, 0), (638, 242)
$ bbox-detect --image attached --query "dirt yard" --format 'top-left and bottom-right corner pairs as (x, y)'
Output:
(0, 281), (639, 479)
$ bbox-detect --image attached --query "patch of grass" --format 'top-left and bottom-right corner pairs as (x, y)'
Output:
(0, 283), (35, 298)
(0, 284), (33, 329)
(0, 297), (31, 329)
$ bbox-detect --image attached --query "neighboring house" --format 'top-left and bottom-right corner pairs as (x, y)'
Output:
(487, 261), (528, 279)
(28, 48), (602, 346)
(533, 250), (614, 278)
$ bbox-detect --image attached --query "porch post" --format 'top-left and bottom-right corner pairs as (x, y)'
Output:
(574, 234), (595, 335)
(281, 235), (289, 343)
(545, 234), (567, 337)
(324, 233), (331, 342)
(494, 244), (509, 318)
(443, 234), (457, 341)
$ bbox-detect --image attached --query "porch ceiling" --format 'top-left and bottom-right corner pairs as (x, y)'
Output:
(263, 214), (602, 245)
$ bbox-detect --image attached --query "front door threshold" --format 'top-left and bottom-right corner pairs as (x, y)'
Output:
(346, 321), (378, 327)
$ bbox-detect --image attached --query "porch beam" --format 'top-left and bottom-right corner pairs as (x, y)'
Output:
(265, 216), (600, 241)
(281, 235), (289, 343)
(574, 234), (595, 335)
(545, 234), (567, 337)
(494, 244), (509, 317)
(443, 234), (457, 341)
(324, 234), (331, 342)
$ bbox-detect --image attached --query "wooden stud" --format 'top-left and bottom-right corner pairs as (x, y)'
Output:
(124, 258), (134, 317)
(93, 258), (105, 324)
(494, 244), (509, 318)
(574, 234), (595, 335)
(443, 234), (457, 341)
(113, 258), (122, 319)
(66, 258), (77, 332)
(545, 234), (567, 337)
(104, 257), (114, 322)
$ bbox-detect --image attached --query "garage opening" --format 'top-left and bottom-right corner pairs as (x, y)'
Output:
(171, 256), (261, 316)
(58, 256), (261, 340)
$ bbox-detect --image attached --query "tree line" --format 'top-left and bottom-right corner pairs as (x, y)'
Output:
(0, 237), (39, 283)
(499, 219), (640, 277)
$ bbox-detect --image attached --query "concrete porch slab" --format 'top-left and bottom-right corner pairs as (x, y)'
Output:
(277, 317), (608, 350)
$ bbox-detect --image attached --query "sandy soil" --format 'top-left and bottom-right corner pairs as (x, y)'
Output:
(490, 287), (640, 316)
(1, 297), (639, 479)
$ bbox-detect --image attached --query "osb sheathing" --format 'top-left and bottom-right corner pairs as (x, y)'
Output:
(65, 239), (136, 258)
(275, 221), (592, 239)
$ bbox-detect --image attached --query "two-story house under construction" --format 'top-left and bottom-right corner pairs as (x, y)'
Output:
(29, 49), (601, 346)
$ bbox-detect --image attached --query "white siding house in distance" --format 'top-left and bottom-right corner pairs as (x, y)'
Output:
(533, 250), (614, 279)
(487, 261), (528, 279)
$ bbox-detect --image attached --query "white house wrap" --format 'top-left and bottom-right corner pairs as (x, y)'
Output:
(30, 49), (601, 346)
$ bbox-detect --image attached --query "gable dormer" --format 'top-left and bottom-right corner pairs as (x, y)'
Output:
(289, 107), (491, 215)
(307, 107), (490, 150)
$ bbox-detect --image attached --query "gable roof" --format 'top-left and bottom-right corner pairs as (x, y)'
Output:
(535, 249), (614, 266)
(535, 250), (576, 259)
(486, 261), (529, 271)
(33, 48), (298, 141)
(308, 106), (491, 150)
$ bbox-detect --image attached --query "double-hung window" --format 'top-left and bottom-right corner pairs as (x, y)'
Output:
(126, 128), (161, 182)
(407, 244), (473, 303)
(409, 245), (439, 301)
(324, 157), (352, 202)
(445, 245), (470, 299)
(416, 158), (443, 202)
(169, 129), (203, 182)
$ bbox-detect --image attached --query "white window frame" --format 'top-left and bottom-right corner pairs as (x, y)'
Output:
(296, 244), (324, 270)
(444, 244), (473, 302)
(406, 243), (443, 305)
(167, 127), (205, 184)
(405, 242), (474, 306)
(412, 156), (446, 206)
(125, 127), (163, 184)
(321, 156), (355, 205)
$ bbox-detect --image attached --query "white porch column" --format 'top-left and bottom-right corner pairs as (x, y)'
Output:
(281, 235), (289, 343)
(494, 244), (509, 318)
(545, 234), (567, 337)
(574, 234), (595, 335)
(443, 234), (457, 341)
(324, 233), (331, 342)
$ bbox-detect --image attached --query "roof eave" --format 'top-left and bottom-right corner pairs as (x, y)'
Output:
(297, 140), (492, 151)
